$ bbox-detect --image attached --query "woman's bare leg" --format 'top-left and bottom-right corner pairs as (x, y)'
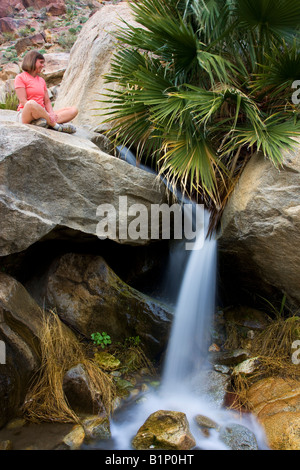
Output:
(55, 107), (78, 124)
(21, 100), (54, 126)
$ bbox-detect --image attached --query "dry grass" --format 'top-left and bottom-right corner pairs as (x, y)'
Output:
(22, 311), (116, 424)
(228, 316), (300, 411)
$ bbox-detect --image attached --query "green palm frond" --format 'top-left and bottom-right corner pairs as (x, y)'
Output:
(234, 0), (300, 42)
(221, 117), (300, 167)
(100, 0), (300, 212)
(157, 128), (223, 202)
(252, 41), (300, 99)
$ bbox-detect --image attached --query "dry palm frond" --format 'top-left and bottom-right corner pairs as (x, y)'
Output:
(22, 311), (115, 424)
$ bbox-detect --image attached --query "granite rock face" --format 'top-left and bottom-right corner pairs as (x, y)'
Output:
(0, 118), (167, 257)
(219, 140), (300, 306)
(54, 3), (139, 131)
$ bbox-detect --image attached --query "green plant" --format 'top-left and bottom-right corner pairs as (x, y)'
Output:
(101, 0), (300, 213)
(91, 331), (112, 349)
(124, 336), (141, 347)
(0, 91), (19, 111)
(259, 293), (288, 320)
(2, 32), (16, 42)
(57, 31), (77, 50)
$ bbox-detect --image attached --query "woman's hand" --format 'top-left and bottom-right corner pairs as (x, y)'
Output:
(48, 111), (58, 126)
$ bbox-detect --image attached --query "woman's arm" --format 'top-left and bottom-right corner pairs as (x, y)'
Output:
(44, 89), (58, 124)
(15, 87), (28, 107)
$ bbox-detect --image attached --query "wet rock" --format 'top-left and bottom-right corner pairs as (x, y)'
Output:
(232, 357), (261, 376)
(0, 440), (12, 450)
(57, 424), (85, 450)
(190, 370), (230, 408)
(246, 377), (300, 450)
(94, 352), (120, 371)
(82, 415), (111, 443)
(219, 423), (258, 450)
(195, 415), (219, 436)
(224, 306), (270, 331)
(213, 364), (230, 374)
(132, 410), (196, 450)
(6, 418), (26, 430)
(63, 364), (105, 415)
(209, 349), (250, 366)
(0, 272), (45, 427)
(45, 253), (172, 360)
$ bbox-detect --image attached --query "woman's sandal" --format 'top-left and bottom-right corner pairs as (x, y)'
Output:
(56, 123), (76, 134)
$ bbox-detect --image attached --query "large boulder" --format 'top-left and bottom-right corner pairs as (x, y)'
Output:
(0, 273), (44, 427)
(0, 1), (21, 18)
(219, 140), (300, 307)
(246, 377), (300, 450)
(43, 253), (172, 360)
(40, 52), (70, 87)
(53, 2), (138, 131)
(0, 114), (167, 257)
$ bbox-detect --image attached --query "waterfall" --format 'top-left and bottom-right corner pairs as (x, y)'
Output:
(89, 150), (269, 451)
(162, 216), (217, 392)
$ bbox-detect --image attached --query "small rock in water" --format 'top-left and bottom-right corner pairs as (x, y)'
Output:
(195, 415), (220, 437)
(0, 440), (13, 450)
(57, 425), (85, 450)
(82, 415), (111, 443)
(132, 410), (196, 450)
(232, 357), (261, 376)
(209, 349), (250, 366)
(219, 423), (258, 450)
(191, 370), (230, 408)
(213, 364), (231, 374)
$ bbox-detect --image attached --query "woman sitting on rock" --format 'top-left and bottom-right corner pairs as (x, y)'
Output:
(14, 50), (78, 134)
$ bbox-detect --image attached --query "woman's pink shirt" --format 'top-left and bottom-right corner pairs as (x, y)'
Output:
(14, 71), (47, 111)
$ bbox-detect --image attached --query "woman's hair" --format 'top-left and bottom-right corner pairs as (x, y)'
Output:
(21, 50), (45, 73)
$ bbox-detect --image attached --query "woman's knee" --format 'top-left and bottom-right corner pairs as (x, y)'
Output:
(71, 106), (78, 118)
(24, 99), (40, 110)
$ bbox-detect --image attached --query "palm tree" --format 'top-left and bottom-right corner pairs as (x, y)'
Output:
(101, 0), (300, 214)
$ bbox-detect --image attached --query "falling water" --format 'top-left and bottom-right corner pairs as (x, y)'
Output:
(88, 152), (269, 451)
(161, 211), (217, 392)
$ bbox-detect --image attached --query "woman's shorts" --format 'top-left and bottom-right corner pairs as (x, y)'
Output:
(16, 110), (23, 123)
